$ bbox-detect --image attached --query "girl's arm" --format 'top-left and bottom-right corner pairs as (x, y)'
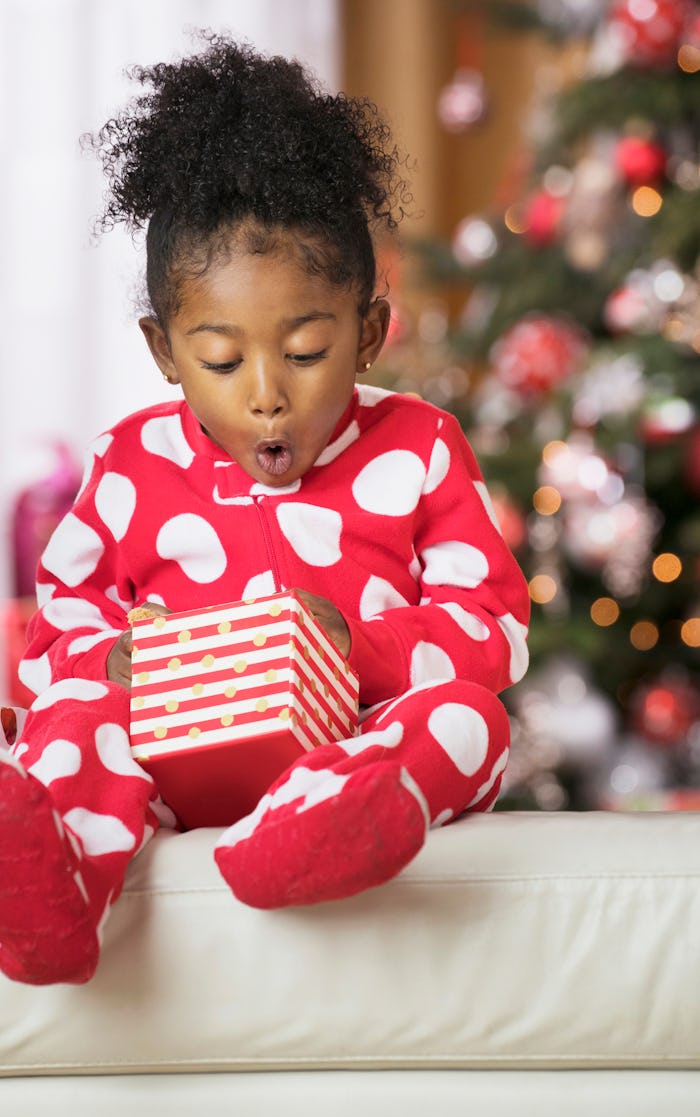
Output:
(344, 412), (530, 708)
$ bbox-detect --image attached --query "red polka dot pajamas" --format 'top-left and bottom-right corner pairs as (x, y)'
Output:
(0, 384), (529, 982)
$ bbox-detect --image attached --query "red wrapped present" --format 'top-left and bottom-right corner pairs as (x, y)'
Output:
(129, 591), (359, 829)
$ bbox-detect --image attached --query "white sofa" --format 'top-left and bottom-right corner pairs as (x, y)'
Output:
(1, 810), (699, 1114)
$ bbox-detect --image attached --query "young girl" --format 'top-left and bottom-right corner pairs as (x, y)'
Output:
(0, 35), (529, 986)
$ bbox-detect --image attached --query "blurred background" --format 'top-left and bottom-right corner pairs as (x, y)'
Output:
(1, 0), (699, 811)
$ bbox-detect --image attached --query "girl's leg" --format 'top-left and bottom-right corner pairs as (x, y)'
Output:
(215, 679), (509, 909)
(0, 681), (169, 986)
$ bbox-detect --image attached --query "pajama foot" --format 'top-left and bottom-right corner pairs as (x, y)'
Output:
(215, 757), (429, 909)
(0, 755), (99, 985)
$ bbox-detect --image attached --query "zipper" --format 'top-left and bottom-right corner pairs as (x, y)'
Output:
(254, 497), (283, 592)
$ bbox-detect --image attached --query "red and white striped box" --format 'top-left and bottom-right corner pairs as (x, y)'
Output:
(129, 591), (359, 829)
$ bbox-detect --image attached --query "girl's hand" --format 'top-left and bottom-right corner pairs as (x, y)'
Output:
(295, 589), (351, 658)
(106, 602), (171, 691)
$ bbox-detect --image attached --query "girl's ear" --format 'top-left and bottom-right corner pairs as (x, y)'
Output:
(357, 298), (391, 375)
(139, 317), (180, 385)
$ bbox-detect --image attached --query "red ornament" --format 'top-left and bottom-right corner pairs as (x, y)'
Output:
(631, 675), (700, 746)
(490, 315), (589, 397)
(437, 68), (487, 133)
(523, 190), (564, 246)
(615, 136), (667, 186)
(606, 0), (691, 69)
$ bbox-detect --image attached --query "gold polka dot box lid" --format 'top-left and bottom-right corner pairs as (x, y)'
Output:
(128, 591), (359, 829)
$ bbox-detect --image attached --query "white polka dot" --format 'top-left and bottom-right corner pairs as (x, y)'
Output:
(43, 597), (113, 633)
(314, 420), (361, 466)
(95, 472), (137, 542)
(41, 514), (105, 588)
(141, 414), (195, 469)
(352, 451), (426, 516)
(94, 723), (153, 781)
(213, 489), (254, 507)
(409, 641), (456, 685)
(359, 576), (410, 619)
(341, 720), (404, 756)
(428, 703), (490, 775)
(357, 384), (394, 407)
(105, 585), (134, 613)
(466, 748), (509, 810)
(496, 613), (529, 684)
(76, 433), (114, 498)
(17, 653), (52, 696)
(67, 630), (122, 656)
(474, 481), (502, 534)
(156, 514), (227, 583)
(408, 550), (422, 581)
(241, 570), (277, 599)
(31, 679), (109, 711)
(28, 740), (82, 785)
(437, 602), (490, 641)
(63, 807), (136, 856)
(424, 439), (451, 494)
(431, 808), (454, 828)
(250, 480), (301, 496)
(422, 540), (489, 589)
(36, 582), (56, 607)
(276, 503), (342, 566)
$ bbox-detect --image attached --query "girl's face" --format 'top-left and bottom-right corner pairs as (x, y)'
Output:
(141, 239), (389, 488)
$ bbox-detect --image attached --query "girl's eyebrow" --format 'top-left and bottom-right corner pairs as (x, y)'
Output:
(186, 312), (337, 337)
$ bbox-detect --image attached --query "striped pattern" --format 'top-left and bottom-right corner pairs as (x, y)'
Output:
(129, 592), (358, 761)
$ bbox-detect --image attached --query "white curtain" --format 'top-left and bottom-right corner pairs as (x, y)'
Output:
(0, 0), (340, 600)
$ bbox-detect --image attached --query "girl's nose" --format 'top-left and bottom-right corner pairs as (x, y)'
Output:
(247, 363), (288, 418)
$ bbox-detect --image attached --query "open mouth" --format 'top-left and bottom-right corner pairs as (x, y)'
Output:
(255, 439), (293, 477)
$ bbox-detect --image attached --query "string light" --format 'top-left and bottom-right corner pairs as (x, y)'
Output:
(631, 186), (663, 217)
(681, 618), (700, 647)
(529, 574), (558, 604)
(678, 45), (700, 73)
(533, 485), (562, 515)
(630, 621), (659, 650)
(591, 597), (620, 627)
(504, 204), (528, 234)
(652, 552), (682, 582)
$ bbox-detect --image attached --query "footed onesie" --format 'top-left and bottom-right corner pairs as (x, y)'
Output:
(0, 385), (529, 982)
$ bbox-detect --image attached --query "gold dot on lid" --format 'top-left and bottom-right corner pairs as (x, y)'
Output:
(178, 630), (191, 643)
(165, 699), (179, 713)
(133, 696), (145, 708)
(234, 659), (248, 673)
(256, 698), (269, 713)
(268, 602), (282, 616)
(218, 620), (232, 634)
(279, 707), (290, 720)
(303, 645), (310, 658)
(311, 678), (317, 691)
(154, 726), (167, 739)
(324, 683), (330, 697)
(168, 658), (181, 672)
(301, 711), (308, 724)
(136, 671), (150, 684)
(224, 685), (237, 698)
(188, 727), (201, 739)
(265, 669), (277, 683)
(192, 682), (204, 696)
(201, 653), (216, 668)
(244, 597), (256, 605)
(253, 632), (267, 647)
(154, 616), (167, 629)
(221, 714), (234, 727)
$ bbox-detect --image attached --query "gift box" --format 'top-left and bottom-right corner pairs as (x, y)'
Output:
(129, 591), (359, 829)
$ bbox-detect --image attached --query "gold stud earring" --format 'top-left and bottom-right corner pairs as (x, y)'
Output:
(364, 361), (372, 371)
(162, 372), (174, 384)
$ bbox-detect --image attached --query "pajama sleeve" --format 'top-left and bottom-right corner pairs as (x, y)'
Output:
(18, 442), (131, 698)
(345, 412), (530, 708)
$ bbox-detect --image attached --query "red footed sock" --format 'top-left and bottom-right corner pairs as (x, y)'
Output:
(215, 750), (430, 909)
(0, 755), (99, 985)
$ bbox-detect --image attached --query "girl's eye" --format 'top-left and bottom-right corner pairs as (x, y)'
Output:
(289, 348), (328, 365)
(201, 360), (241, 374)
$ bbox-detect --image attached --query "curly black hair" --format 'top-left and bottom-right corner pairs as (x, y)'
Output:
(86, 33), (410, 324)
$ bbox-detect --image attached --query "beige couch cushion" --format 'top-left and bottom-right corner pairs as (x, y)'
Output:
(1, 811), (699, 1075)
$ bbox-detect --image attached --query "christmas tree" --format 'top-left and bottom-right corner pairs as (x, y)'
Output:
(380, 0), (700, 810)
